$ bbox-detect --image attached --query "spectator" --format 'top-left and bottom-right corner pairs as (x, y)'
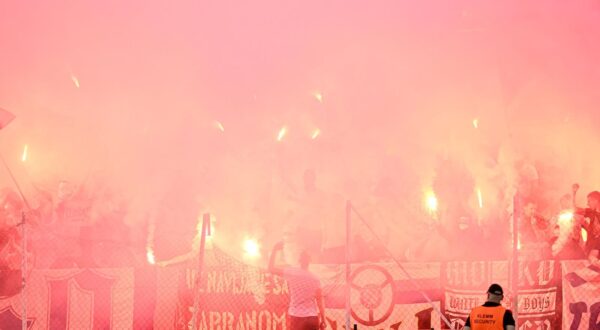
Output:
(519, 200), (551, 259)
(269, 242), (326, 330)
(550, 213), (585, 260)
(464, 284), (515, 330)
(579, 191), (600, 258)
(0, 188), (22, 270)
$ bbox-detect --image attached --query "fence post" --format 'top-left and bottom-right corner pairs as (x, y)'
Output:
(191, 213), (211, 330)
(511, 193), (520, 325)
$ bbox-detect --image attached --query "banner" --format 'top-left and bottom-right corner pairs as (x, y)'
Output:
(6, 258), (598, 329)
(441, 261), (509, 329)
(345, 263), (442, 329)
(562, 260), (600, 330)
(515, 260), (562, 330)
(174, 248), (444, 329)
(0, 268), (135, 329)
(441, 260), (562, 330)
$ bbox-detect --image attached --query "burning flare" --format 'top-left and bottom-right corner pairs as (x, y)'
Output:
(477, 188), (483, 209)
(71, 75), (80, 88)
(311, 128), (320, 140)
(313, 91), (323, 103)
(21, 144), (28, 162)
(277, 126), (287, 142)
(243, 238), (260, 258)
(146, 221), (156, 265)
(472, 118), (479, 129)
(552, 211), (575, 256)
(214, 121), (225, 132)
(558, 212), (574, 226)
(146, 248), (156, 265)
(425, 191), (438, 215)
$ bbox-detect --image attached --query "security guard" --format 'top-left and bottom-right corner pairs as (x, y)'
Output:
(464, 284), (515, 330)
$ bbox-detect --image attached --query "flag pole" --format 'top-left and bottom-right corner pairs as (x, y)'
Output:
(0, 153), (32, 330)
(191, 213), (210, 330)
(345, 200), (352, 330)
(511, 192), (520, 325)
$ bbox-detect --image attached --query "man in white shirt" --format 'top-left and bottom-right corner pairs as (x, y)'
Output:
(269, 242), (326, 330)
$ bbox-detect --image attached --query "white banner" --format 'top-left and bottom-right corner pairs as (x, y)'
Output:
(562, 260), (600, 330)
(0, 268), (134, 329)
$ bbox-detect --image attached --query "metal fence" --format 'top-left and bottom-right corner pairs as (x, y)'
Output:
(1, 201), (599, 329)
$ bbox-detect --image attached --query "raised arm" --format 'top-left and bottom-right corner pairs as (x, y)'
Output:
(268, 241), (285, 276)
(572, 183), (580, 209)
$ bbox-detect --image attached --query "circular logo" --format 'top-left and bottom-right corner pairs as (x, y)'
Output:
(350, 265), (395, 326)
(360, 284), (383, 309)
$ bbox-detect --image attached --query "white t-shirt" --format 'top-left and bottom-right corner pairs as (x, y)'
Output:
(283, 267), (321, 317)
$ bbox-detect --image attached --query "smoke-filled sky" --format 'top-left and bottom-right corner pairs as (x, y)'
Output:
(2, 0), (600, 258)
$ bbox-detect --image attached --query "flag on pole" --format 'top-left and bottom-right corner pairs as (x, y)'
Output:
(0, 108), (16, 129)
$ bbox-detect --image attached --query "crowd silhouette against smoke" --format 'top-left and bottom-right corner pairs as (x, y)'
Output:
(1, 1), (600, 328)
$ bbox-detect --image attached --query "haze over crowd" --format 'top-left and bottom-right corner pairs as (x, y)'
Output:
(2, 0), (600, 261)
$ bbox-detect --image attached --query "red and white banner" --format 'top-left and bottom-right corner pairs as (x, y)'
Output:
(441, 260), (562, 330)
(172, 248), (443, 330)
(441, 261), (509, 329)
(3, 258), (599, 329)
(562, 260), (600, 330)
(0, 268), (136, 329)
